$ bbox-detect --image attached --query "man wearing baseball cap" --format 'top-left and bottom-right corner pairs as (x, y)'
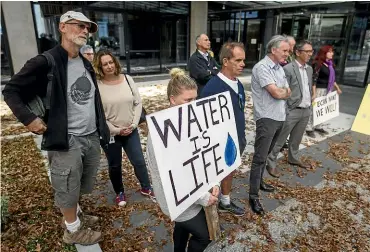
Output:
(3, 11), (110, 245)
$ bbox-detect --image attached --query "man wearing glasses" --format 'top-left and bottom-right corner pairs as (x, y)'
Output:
(249, 35), (291, 215)
(3, 11), (110, 245)
(80, 45), (94, 63)
(199, 42), (247, 217)
(266, 40), (315, 177)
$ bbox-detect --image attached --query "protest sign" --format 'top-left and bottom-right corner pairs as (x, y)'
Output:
(312, 91), (339, 126)
(351, 84), (370, 135)
(146, 91), (241, 220)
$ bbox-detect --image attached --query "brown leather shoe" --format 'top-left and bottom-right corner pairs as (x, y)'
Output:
(288, 162), (311, 169)
(266, 165), (280, 178)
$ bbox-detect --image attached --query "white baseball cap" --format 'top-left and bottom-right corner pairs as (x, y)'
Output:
(60, 11), (98, 33)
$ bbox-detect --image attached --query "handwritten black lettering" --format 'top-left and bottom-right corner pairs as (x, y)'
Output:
(202, 130), (211, 148)
(201, 147), (213, 184)
(190, 136), (201, 155)
(188, 104), (203, 138)
(150, 107), (182, 148)
(169, 170), (189, 206)
(208, 97), (220, 126)
(213, 143), (223, 175)
(183, 155), (204, 196)
(218, 94), (230, 122)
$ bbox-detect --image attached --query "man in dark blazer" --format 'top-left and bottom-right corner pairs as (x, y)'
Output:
(266, 40), (315, 177)
(188, 34), (220, 96)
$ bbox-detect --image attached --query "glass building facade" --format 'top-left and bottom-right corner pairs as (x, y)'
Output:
(1, 1), (369, 87)
(207, 1), (370, 87)
(32, 1), (189, 74)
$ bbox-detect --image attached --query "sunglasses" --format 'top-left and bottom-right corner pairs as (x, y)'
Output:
(65, 22), (92, 32)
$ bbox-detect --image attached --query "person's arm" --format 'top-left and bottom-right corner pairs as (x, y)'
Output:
(257, 65), (290, 100)
(126, 75), (142, 129)
(311, 65), (319, 101)
(334, 82), (342, 95)
(265, 85), (290, 100)
(106, 120), (121, 136)
(312, 85), (317, 101)
(210, 57), (221, 75)
(188, 56), (212, 83)
(2, 55), (49, 126)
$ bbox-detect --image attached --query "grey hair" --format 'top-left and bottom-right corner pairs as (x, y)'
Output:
(286, 35), (295, 42)
(195, 34), (207, 46)
(80, 45), (93, 54)
(266, 35), (290, 54)
(294, 40), (312, 55)
(195, 34), (201, 44)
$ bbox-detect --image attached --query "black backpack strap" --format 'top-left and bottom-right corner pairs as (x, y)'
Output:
(41, 52), (55, 110)
(123, 73), (134, 96)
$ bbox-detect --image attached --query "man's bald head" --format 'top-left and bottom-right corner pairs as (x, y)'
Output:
(196, 34), (211, 52)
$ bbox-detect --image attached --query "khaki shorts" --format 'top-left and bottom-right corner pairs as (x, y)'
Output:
(48, 131), (100, 208)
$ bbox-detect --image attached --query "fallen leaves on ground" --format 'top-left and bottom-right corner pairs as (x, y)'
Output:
(2, 88), (370, 251)
(1, 125), (29, 136)
(1, 136), (76, 252)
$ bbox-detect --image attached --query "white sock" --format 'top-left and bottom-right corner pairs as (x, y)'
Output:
(76, 204), (83, 215)
(220, 194), (230, 206)
(65, 217), (81, 233)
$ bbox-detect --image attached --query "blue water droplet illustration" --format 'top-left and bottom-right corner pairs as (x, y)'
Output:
(224, 133), (237, 167)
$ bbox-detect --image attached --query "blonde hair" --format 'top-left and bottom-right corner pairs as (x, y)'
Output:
(167, 68), (197, 100)
(93, 50), (121, 80)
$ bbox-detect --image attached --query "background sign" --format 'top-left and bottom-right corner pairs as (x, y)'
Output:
(313, 91), (339, 126)
(146, 91), (241, 220)
(351, 84), (370, 135)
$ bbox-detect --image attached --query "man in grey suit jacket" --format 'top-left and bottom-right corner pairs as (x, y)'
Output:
(266, 40), (315, 177)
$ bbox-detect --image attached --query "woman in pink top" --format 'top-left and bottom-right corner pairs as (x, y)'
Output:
(93, 50), (154, 207)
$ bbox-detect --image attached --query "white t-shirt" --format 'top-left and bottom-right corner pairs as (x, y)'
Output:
(217, 72), (239, 94)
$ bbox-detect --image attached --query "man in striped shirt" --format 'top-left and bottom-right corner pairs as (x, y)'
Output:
(249, 35), (291, 215)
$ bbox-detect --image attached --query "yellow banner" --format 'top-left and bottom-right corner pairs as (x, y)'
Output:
(351, 84), (370, 135)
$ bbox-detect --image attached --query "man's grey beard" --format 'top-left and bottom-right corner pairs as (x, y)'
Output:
(72, 37), (87, 47)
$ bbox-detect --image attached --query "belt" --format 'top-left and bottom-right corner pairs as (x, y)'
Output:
(296, 107), (309, 109)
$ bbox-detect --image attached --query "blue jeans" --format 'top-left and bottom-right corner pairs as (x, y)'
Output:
(103, 129), (151, 194)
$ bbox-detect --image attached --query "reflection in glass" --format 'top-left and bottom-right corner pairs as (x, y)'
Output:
(343, 16), (370, 87)
(309, 14), (347, 80)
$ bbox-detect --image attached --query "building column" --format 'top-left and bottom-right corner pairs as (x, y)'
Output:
(262, 10), (275, 56)
(190, 2), (208, 56)
(2, 1), (38, 74)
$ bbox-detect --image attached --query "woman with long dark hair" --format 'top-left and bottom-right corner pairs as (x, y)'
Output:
(306, 45), (342, 138)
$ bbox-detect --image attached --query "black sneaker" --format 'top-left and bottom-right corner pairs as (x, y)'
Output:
(218, 201), (245, 216)
(315, 128), (329, 135)
(280, 141), (289, 152)
(306, 130), (316, 138)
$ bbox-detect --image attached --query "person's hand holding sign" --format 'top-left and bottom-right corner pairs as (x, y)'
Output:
(211, 185), (220, 197)
(207, 186), (220, 206)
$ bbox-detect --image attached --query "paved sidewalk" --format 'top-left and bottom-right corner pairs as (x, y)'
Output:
(1, 78), (367, 251)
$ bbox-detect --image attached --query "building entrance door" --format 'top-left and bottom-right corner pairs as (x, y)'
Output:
(245, 19), (262, 68)
(343, 15), (370, 87)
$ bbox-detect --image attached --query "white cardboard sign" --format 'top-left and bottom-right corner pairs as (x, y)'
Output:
(312, 91), (339, 126)
(146, 91), (241, 220)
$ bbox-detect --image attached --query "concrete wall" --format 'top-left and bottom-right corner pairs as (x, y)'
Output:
(189, 2), (208, 56)
(2, 1), (38, 74)
(263, 10), (275, 56)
